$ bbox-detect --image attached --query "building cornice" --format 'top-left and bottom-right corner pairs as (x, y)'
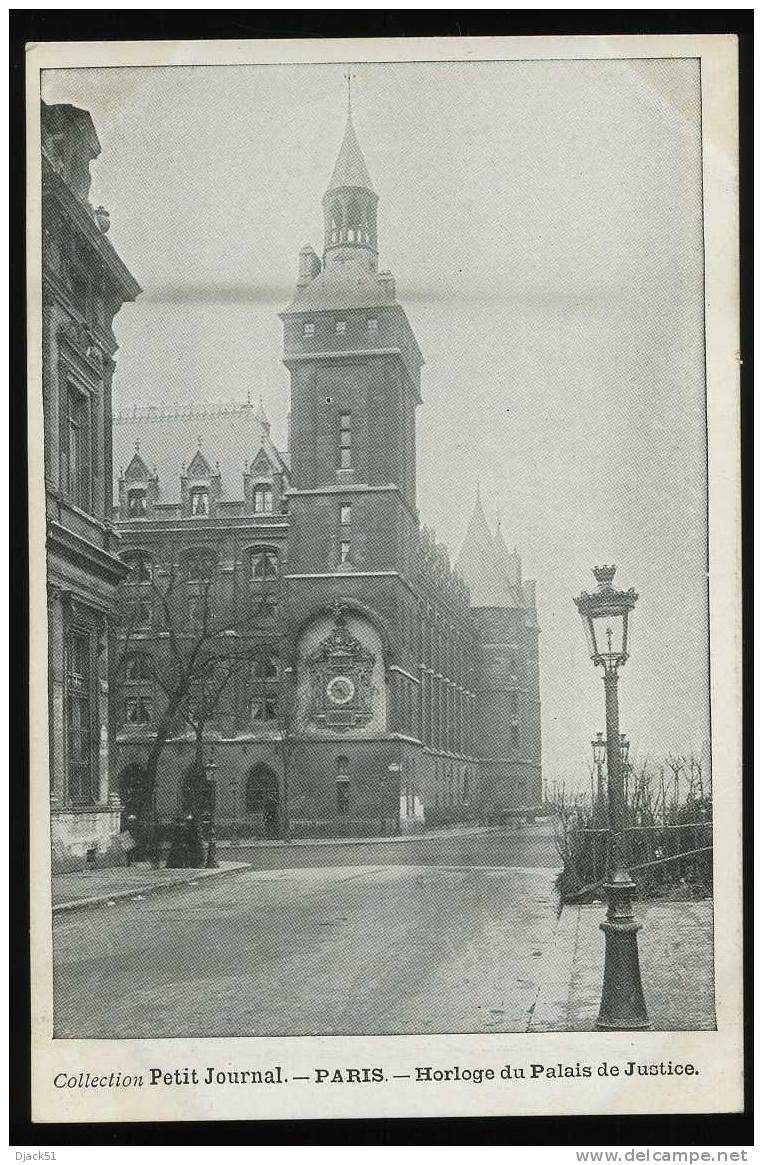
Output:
(42, 157), (141, 301)
(47, 519), (129, 586)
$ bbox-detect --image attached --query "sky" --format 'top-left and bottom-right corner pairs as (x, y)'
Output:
(42, 57), (711, 785)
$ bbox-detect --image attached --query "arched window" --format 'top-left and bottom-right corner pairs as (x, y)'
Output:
(250, 547), (278, 581)
(122, 551), (152, 585)
(127, 487), (147, 517)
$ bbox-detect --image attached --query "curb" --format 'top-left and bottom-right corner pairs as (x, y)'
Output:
(216, 825), (546, 850)
(52, 862), (252, 915)
(526, 904), (580, 1032)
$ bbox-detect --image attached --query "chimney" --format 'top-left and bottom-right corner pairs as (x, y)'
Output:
(297, 245), (322, 286)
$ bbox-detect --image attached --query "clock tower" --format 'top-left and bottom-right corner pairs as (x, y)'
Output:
(281, 102), (424, 593)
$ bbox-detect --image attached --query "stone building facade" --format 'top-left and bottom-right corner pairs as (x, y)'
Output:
(41, 102), (141, 868)
(110, 107), (541, 838)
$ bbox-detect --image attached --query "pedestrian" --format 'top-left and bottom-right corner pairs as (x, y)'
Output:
(186, 814), (205, 867)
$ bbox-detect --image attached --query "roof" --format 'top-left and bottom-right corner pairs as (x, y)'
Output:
(284, 269), (397, 314)
(493, 522), (522, 588)
(113, 400), (289, 505)
(454, 493), (523, 609)
(325, 112), (376, 196)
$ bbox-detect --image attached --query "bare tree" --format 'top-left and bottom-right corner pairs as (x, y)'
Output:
(111, 546), (254, 857)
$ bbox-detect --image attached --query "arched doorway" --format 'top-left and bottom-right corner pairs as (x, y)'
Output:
(181, 761), (212, 820)
(246, 764), (280, 838)
(118, 763), (150, 831)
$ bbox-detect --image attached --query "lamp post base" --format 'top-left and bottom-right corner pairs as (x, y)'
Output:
(596, 917), (650, 1030)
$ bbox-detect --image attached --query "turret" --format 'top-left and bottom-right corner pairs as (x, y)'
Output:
(322, 109), (379, 276)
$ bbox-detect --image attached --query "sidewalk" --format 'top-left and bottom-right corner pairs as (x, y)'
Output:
(52, 861), (250, 914)
(529, 897), (715, 1031)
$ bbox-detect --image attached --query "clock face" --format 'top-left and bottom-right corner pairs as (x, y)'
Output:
(326, 675), (356, 706)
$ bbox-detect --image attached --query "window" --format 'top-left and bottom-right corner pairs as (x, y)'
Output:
(340, 504), (351, 526)
(303, 321), (315, 337)
(249, 658), (279, 723)
(252, 655), (279, 681)
(65, 630), (93, 803)
(127, 488), (147, 517)
(250, 694), (277, 722)
(253, 484), (273, 514)
(338, 411), (351, 469)
(510, 691), (519, 717)
(511, 723), (520, 748)
(190, 486), (209, 516)
(125, 695), (153, 724)
(66, 386), (90, 511)
(335, 320), (347, 335)
(340, 541), (351, 565)
(250, 548), (278, 581)
(367, 318), (378, 334)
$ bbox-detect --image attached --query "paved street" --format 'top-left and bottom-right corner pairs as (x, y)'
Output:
(227, 823), (558, 872)
(53, 827), (562, 1039)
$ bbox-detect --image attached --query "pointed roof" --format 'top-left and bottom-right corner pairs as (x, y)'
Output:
(254, 396), (270, 431)
(187, 447), (213, 478)
(326, 112), (375, 195)
(113, 400), (289, 504)
(494, 523), (522, 589)
(455, 493), (519, 608)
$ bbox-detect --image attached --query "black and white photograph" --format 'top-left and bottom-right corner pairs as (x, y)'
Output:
(26, 33), (742, 1124)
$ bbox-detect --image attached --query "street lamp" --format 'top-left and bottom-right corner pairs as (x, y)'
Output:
(574, 565), (649, 1030)
(591, 731), (606, 824)
(204, 757), (219, 869)
(619, 734), (631, 812)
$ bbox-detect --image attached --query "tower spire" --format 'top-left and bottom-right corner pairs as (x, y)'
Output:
(322, 85), (379, 275)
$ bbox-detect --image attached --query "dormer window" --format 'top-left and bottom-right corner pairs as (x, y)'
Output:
(190, 486), (209, 516)
(335, 320), (347, 336)
(303, 322), (315, 338)
(127, 487), (147, 518)
(253, 484), (273, 514)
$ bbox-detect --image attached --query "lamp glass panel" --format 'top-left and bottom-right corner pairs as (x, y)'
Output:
(591, 609), (627, 658)
(581, 613), (596, 658)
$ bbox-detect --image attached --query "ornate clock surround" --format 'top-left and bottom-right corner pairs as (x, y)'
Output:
(305, 603), (376, 731)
